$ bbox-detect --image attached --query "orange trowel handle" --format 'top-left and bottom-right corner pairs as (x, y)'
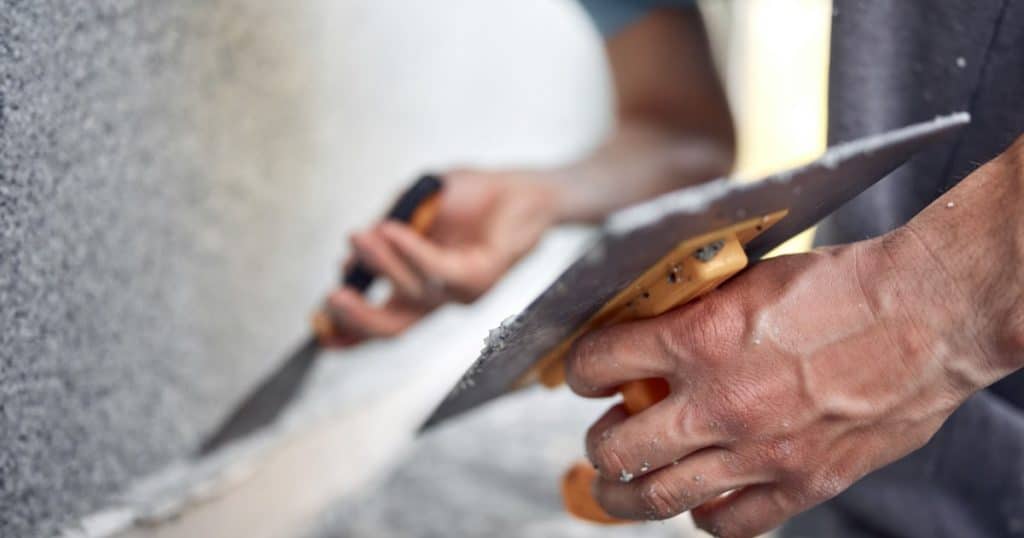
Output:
(551, 214), (791, 524)
(312, 174), (444, 341)
(562, 378), (671, 524)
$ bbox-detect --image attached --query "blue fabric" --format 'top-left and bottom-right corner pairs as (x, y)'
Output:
(577, 0), (697, 36)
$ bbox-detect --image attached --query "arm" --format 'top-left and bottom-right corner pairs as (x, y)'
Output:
(891, 135), (1024, 388)
(562, 135), (1024, 537)
(551, 7), (734, 222)
(323, 8), (734, 345)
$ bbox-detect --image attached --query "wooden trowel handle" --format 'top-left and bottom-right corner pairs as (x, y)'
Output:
(313, 174), (444, 341)
(551, 211), (789, 524)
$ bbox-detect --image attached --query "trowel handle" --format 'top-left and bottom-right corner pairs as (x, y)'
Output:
(559, 227), (760, 525)
(313, 174), (444, 340)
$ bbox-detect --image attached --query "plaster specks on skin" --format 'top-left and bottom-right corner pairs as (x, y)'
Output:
(619, 469), (634, 483)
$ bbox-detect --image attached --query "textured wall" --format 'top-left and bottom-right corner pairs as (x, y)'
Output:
(0, 1), (610, 535)
(0, 2), (346, 534)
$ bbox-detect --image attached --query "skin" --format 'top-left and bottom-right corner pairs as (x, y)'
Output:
(564, 136), (1024, 535)
(322, 6), (1024, 536)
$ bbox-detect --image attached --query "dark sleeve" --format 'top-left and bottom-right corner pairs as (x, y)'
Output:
(577, 0), (698, 37)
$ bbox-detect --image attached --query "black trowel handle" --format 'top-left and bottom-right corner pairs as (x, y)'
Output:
(312, 174), (445, 340)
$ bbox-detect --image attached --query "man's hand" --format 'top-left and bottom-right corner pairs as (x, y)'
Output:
(560, 135), (1024, 537)
(320, 170), (560, 347)
(563, 236), (990, 536)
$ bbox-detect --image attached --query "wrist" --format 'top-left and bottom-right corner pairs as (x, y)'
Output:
(520, 167), (591, 225)
(516, 170), (569, 227)
(854, 228), (993, 404)
(997, 139), (1024, 362)
(876, 222), (1019, 399)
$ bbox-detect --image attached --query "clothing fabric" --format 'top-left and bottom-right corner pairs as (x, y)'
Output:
(578, 1), (1024, 536)
(577, 0), (695, 36)
(795, 2), (1024, 536)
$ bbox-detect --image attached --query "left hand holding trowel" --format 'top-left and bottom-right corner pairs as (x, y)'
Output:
(319, 169), (561, 347)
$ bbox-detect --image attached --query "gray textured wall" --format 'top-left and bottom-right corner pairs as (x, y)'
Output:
(0, 2), (348, 534)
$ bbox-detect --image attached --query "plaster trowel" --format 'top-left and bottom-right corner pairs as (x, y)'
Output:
(197, 174), (444, 456)
(419, 113), (969, 523)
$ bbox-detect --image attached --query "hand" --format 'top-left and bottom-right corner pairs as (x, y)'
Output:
(563, 235), (985, 537)
(320, 169), (561, 347)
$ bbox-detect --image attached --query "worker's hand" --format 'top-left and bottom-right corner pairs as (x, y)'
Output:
(320, 169), (562, 347)
(563, 234), (987, 537)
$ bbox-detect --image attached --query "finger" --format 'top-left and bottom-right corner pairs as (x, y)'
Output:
(350, 230), (428, 301)
(564, 320), (679, 398)
(319, 331), (363, 349)
(586, 401), (726, 483)
(325, 288), (424, 339)
(378, 221), (459, 280)
(691, 484), (791, 538)
(382, 221), (501, 303)
(340, 255), (357, 275)
(584, 404), (630, 467)
(594, 448), (766, 521)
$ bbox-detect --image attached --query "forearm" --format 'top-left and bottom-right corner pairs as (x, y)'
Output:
(881, 134), (1024, 393)
(543, 7), (734, 223)
(544, 120), (733, 223)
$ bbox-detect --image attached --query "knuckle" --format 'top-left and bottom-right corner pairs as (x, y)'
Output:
(566, 335), (603, 390)
(640, 476), (689, 519)
(326, 292), (351, 315)
(708, 384), (761, 438)
(672, 401), (702, 440)
(759, 438), (802, 477)
(590, 439), (629, 482)
(674, 297), (744, 365)
(584, 423), (606, 465)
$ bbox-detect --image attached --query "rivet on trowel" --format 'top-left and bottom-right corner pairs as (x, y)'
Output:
(694, 240), (725, 262)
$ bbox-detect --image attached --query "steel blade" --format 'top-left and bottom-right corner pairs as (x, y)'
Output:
(197, 336), (320, 455)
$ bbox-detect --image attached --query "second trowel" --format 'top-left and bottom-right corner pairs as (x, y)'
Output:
(197, 174), (444, 456)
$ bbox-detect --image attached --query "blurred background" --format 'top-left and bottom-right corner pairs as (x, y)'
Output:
(0, 1), (830, 536)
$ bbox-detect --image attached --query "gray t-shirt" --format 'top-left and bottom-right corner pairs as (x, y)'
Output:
(579, 1), (1024, 536)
